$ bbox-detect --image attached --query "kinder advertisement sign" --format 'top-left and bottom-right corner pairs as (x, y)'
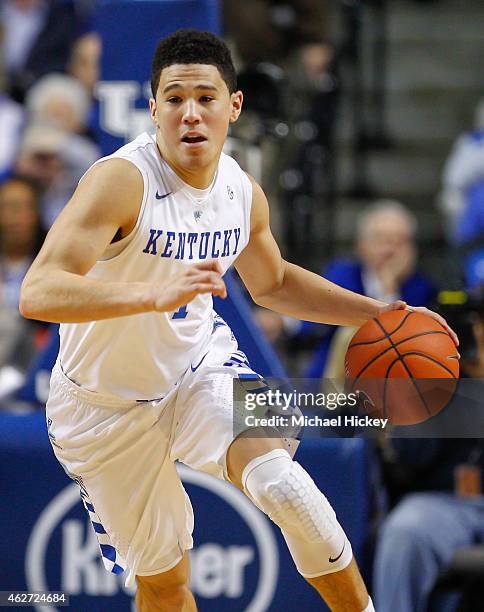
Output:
(25, 466), (278, 612)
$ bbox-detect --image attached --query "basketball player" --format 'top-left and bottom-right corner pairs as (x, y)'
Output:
(20, 30), (457, 612)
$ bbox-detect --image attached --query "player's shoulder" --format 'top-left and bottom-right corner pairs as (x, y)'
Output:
(81, 133), (154, 186)
(86, 132), (154, 177)
(240, 172), (269, 232)
(112, 131), (155, 158)
(75, 154), (143, 221)
(243, 171), (266, 203)
(70, 156), (142, 228)
(219, 151), (252, 185)
(81, 155), (143, 192)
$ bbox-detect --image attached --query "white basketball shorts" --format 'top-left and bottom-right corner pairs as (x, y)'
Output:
(45, 316), (283, 587)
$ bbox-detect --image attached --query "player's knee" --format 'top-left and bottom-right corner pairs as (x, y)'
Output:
(242, 449), (334, 539)
(242, 449), (352, 574)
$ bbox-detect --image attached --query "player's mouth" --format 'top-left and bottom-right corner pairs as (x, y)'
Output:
(181, 134), (208, 148)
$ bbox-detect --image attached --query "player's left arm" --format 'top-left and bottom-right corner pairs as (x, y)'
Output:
(235, 177), (458, 345)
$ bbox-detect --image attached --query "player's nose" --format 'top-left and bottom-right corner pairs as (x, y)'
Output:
(182, 99), (201, 124)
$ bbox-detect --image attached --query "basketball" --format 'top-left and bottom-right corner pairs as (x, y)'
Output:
(345, 310), (460, 425)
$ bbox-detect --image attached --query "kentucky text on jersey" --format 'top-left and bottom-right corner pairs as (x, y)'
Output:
(143, 227), (242, 259)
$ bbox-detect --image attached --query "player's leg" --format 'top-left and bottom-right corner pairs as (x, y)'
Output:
(46, 365), (197, 608)
(305, 560), (371, 612)
(136, 552), (196, 612)
(172, 319), (372, 610)
(226, 434), (373, 612)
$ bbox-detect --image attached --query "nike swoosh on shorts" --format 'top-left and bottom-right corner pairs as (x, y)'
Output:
(191, 353), (209, 372)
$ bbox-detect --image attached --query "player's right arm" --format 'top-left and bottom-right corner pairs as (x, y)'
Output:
(20, 159), (226, 324)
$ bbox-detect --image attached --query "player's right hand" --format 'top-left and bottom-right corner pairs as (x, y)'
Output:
(152, 260), (227, 312)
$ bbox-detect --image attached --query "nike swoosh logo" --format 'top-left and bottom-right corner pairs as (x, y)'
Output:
(329, 541), (345, 563)
(191, 352), (208, 372)
(155, 191), (172, 200)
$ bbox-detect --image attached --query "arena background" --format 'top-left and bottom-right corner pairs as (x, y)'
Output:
(0, 1), (483, 611)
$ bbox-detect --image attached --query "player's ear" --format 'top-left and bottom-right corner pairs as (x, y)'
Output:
(229, 91), (243, 123)
(149, 98), (159, 128)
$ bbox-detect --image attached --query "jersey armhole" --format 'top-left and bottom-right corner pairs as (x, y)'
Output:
(242, 170), (254, 248)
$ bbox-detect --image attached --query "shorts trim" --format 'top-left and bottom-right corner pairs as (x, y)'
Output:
(136, 549), (191, 578)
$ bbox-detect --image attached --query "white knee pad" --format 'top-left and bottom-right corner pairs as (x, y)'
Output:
(242, 449), (352, 577)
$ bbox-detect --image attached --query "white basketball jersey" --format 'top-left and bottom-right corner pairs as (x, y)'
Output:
(59, 132), (252, 399)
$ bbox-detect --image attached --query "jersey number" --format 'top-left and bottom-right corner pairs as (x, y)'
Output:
(172, 304), (188, 319)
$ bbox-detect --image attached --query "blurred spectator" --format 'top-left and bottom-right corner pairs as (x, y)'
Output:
(0, 175), (45, 392)
(67, 32), (101, 138)
(0, 174), (43, 308)
(439, 98), (484, 289)
(16, 123), (99, 227)
(302, 200), (436, 379)
(224, 0), (330, 65)
(452, 179), (484, 290)
(373, 302), (484, 611)
(0, 94), (24, 181)
(0, 23), (24, 181)
(444, 101), (484, 287)
(225, 2), (338, 266)
(277, 39), (340, 263)
(440, 98), (484, 239)
(1, 0), (79, 103)
(283, 41), (339, 148)
(67, 32), (100, 97)
(374, 438), (484, 612)
(25, 72), (92, 135)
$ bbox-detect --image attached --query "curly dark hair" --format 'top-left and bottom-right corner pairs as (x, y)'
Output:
(151, 29), (237, 97)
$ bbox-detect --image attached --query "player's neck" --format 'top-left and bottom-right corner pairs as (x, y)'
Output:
(158, 147), (218, 189)
(173, 166), (216, 189)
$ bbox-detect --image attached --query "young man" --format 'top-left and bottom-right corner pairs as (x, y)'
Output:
(20, 30), (457, 612)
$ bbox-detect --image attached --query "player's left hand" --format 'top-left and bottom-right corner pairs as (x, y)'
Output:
(381, 300), (460, 348)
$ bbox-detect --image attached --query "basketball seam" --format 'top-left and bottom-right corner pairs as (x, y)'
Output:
(348, 331), (450, 383)
(399, 352), (458, 379)
(382, 355), (430, 419)
(347, 311), (414, 348)
(348, 329), (448, 350)
(375, 319), (433, 418)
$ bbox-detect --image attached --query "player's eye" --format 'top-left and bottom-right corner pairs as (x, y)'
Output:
(200, 96), (214, 102)
(167, 96), (182, 103)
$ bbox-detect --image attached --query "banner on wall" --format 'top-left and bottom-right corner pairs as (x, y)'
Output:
(24, 467), (279, 612)
(95, 0), (221, 155)
(1, 413), (370, 611)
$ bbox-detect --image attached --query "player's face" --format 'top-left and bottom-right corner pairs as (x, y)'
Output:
(150, 64), (243, 186)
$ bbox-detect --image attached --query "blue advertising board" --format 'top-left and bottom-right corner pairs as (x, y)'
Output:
(0, 412), (370, 611)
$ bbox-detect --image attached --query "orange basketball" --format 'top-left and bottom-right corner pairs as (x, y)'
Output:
(345, 310), (460, 425)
